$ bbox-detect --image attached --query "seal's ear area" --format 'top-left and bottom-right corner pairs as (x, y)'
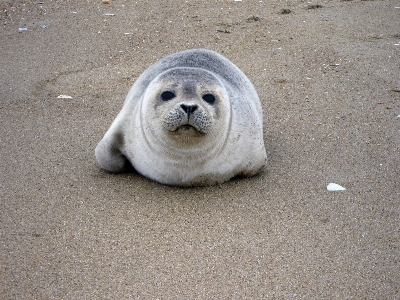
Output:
(95, 130), (130, 173)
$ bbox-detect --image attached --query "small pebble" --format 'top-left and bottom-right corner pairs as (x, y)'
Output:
(103, 0), (110, 4)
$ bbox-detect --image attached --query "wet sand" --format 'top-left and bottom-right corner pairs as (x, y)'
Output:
(1, 0), (399, 298)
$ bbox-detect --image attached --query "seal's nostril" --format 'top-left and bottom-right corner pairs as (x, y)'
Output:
(180, 104), (198, 114)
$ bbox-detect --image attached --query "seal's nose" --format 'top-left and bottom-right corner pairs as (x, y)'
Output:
(180, 104), (198, 115)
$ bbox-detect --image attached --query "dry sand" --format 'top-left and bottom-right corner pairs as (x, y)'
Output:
(1, 0), (399, 298)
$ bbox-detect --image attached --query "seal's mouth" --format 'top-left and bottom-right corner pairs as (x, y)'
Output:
(169, 124), (206, 136)
(178, 124), (197, 131)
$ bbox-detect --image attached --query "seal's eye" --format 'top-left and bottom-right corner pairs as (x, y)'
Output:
(161, 91), (176, 101)
(202, 94), (216, 105)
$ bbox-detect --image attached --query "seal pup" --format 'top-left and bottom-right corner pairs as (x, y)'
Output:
(95, 49), (267, 186)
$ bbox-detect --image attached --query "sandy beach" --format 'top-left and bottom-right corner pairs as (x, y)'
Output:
(1, 0), (399, 298)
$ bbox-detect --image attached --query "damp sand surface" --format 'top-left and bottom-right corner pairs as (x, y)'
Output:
(1, 1), (399, 298)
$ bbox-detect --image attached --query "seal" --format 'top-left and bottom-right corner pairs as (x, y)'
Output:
(95, 49), (267, 186)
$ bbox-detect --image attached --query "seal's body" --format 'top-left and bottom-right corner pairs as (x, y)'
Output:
(95, 49), (267, 186)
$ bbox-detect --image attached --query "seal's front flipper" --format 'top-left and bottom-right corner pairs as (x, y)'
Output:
(95, 130), (130, 173)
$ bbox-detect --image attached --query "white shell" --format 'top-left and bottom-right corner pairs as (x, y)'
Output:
(57, 95), (72, 99)
(327, 183), (346, 191)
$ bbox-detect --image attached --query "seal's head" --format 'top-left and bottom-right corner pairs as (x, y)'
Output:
(141, 67), (231, 151)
